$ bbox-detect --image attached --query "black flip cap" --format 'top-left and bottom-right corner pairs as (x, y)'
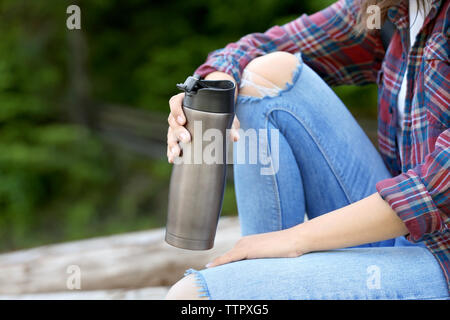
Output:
(177, 75), (235, 114)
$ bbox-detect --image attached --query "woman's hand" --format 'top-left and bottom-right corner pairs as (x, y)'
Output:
(206, 226), (309, 268)
(206, 192), (410, 269)
(167, 71), (240, 163)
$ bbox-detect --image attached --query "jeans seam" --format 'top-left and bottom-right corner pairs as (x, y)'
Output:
(263, 115), (282, 231)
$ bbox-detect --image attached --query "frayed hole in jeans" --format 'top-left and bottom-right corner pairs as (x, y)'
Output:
(184, 268), (211, 299)
(237, 60), (303, 105)
(239, 69), (283, 98)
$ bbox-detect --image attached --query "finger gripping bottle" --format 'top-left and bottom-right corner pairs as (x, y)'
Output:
(165, 74), (235, 250)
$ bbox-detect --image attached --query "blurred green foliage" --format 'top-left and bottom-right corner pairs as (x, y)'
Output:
(0, 0), (112, 249)
(83, 0), (377, 115)
(0, 0), (377, 251)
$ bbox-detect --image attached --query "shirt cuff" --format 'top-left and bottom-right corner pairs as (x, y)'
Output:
(376, 170), (444, 242)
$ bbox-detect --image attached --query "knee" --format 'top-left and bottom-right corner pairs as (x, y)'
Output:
(240, 51), (300, 97)
(165, 274), (209, 300)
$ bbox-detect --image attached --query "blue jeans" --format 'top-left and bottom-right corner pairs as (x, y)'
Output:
(186, 53), (449, 299)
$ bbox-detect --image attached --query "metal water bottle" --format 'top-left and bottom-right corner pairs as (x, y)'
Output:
(165, 75), (235, 250)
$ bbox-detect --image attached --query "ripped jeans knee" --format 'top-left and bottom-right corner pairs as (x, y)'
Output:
(238, 51), (302, 100)
(240, 69), (284, 97)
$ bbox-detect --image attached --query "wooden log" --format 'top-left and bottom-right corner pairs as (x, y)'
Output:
(0, 286), (169, 300)
(0, 217), (240, 295)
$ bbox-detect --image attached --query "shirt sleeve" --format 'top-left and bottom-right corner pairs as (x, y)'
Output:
(194, 0), (385, 87)
(376, 129), (450, 242)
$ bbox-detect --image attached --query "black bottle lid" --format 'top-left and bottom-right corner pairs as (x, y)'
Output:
(176, 74), (235, 114)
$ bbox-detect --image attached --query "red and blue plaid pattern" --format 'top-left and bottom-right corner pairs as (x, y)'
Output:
(195, 0), (450, 291)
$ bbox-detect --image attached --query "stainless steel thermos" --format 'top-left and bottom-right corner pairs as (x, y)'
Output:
(165, 75), (236, 250)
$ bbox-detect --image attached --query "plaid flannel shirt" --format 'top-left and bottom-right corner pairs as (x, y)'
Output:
(195, 0), (450, 290)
